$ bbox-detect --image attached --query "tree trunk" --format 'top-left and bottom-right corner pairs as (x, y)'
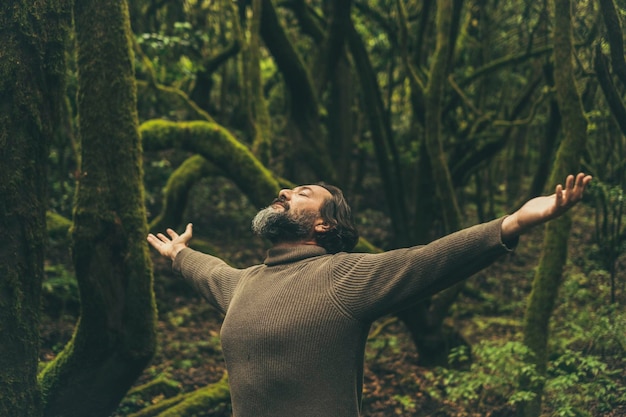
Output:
(525, 64), (561, 203)
(248, 0), (273, 165)
(259, 0), (337, 183)
(0, 1), (70, 416)
(395, 0), (467, 368)
(347, 18), (409, 245)
(518, 0), (588, 415)
(423, 0), (462, 233)
(38, 1), (157, 416)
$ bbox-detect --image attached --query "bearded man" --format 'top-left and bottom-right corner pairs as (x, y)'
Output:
(147, 173), (592, 417)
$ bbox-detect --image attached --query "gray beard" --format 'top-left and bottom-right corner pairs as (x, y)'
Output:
(251, 206), (317, 244)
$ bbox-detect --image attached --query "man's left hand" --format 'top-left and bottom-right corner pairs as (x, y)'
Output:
(502, 172), (592, 240)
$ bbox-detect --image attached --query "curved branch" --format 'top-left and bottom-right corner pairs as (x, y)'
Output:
(141, 119), (281, 208)
(450, 74), (544, 185)
(136, 80), (215, 123)
(190, 37), (242, 111)
(456, 46), (553, 87)
(148, 155), (221, 232)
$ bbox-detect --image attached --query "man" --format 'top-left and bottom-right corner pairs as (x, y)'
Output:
(147, 172), (592, 417)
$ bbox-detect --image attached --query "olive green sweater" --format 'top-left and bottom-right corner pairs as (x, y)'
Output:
(173, 217), (514, 417)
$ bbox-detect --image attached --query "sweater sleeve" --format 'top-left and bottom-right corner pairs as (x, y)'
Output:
(172, 248), (244, 314)
(329, 217), (516, 322)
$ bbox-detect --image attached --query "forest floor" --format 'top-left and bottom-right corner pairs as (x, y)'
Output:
(39, 207), (626, 416)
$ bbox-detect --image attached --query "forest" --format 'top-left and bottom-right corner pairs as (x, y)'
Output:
(1, 0), (625, 416)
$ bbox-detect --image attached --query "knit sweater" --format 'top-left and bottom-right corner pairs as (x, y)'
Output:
(173, 217), (515, 417)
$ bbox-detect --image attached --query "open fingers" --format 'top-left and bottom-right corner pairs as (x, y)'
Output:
(570, 172), (592, 197)
(147, 233), (170, 256)
(574, 172), (593, 187)
(146, 234), (160, 247)
(562, 172), (592, 205)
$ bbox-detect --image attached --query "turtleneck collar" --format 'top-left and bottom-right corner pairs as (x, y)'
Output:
(263, 245), (328, 266)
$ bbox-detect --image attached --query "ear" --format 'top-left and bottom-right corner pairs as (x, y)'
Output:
(314, 219), (331, 233)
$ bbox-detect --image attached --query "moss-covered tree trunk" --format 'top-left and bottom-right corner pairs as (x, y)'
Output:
(395, 0), (467, 367)
(423, 0), (462, 233)
(0, 1), (70, 416)
(248, 0), (272, 165)
(38, 0), (157, 416)
(518, 1), (588, 416)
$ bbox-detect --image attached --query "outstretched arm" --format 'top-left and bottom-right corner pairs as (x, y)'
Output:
(147, 223), (193, 261)
(501, 172), (592, 241)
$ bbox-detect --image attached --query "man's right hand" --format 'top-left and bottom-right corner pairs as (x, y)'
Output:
(147, 223), (193, 261)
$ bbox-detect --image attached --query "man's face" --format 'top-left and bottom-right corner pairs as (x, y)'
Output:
(252, 185), (332, 244)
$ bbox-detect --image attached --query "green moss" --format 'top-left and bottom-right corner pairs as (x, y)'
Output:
(128, 374), (230, 417)
(140, 120), (282, 207)
(149, 155), (219, 232)
(1, 0), (71, 415)
(353, 237), (382, 254)
(127, 375), (182, 400)
(46, 211), (72, 240)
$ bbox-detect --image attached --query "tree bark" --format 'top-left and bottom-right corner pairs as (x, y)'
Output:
(0, 1), (70, 415)
(519, 0), (588, 415)
(38, 1), (157, 416)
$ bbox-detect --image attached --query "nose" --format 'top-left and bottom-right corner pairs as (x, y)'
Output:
(278, 189), (292, 201)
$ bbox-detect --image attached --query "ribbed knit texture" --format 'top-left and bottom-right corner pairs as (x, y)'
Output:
(173, 217), (514, 417)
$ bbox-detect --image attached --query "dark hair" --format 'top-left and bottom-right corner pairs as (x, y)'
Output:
(315, 183), (359, 254)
